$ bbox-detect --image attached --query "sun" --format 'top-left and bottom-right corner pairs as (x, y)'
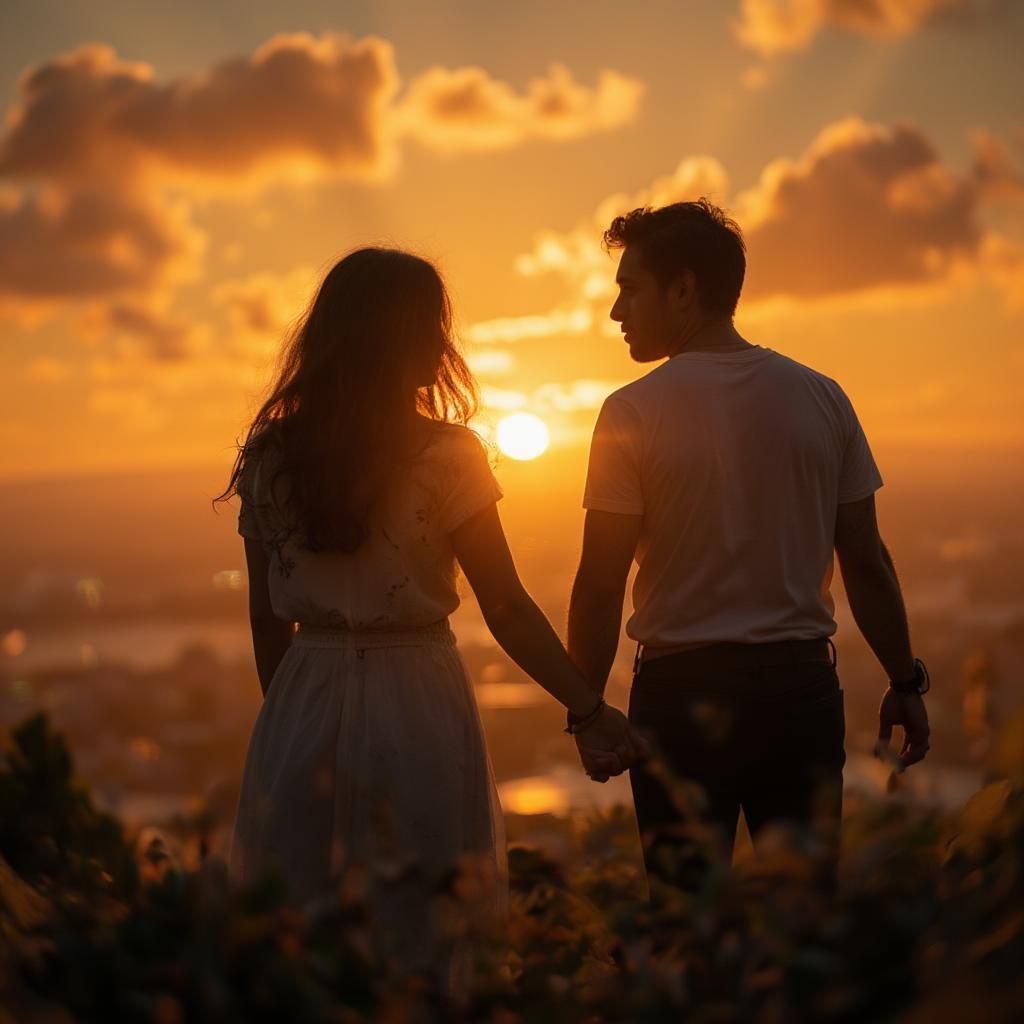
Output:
(496, 413), (550, 461)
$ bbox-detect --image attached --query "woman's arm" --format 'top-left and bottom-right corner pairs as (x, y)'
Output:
(451, 504), (607, 717)
(452, 503), (646, 773)
(243, 538), (294, 697)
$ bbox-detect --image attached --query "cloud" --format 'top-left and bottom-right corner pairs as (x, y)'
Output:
(737, 117), (982, 301)
(0, 185), (203, 320)
(212, 266), (316, 360)
(479, 378), (625, 416)
(970, 129), (1024, 201)
(0, 37), (643, 189)
(978, 234), (1024, 309)
(516, 118), (1024, 311)
(0, 35), (643, 343)
(734, 0), (1004, 55)
(480, 385), (529, 412)
(0, 36), (400, 188)
(531, 379), (626, 412)
(75, 299), (207, 361)
(398, 64), (644, 151)
(466, 349), (517, 376)
(465, 305), (594, 345)
(514, 156), (729, 303)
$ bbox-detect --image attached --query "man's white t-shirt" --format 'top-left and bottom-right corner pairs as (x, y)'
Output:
(583, 346), (883, 650)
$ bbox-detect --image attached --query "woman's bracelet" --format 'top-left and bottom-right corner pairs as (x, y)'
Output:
(564, 696), (606, 735)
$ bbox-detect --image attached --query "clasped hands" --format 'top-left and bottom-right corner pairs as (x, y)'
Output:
(573, 703), (651, 783)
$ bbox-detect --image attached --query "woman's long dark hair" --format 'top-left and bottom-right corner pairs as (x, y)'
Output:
(216, 248), (478, 553)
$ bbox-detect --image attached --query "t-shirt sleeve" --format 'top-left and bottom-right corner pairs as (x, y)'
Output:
(438, 430), (504, 532)
(837, 391), (884, 504)
(583, 396), (644, 515)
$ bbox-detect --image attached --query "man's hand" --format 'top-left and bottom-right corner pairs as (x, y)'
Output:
(573, 705), (651, 783)
(875, 688), (930, 772)
(576, 742), (622, 783)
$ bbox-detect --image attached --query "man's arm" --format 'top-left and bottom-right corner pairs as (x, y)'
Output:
(834, 495), (914, 680)
(835, 495), (929, 768)
(567, 509), (643, 696)
(244, 538), (294, 697)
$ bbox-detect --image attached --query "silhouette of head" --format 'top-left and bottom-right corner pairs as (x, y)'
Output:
(220, 247), (477, 553)
(604, 199), (746, 362)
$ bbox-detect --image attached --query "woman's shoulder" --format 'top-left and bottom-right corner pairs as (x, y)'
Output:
(238, 423), (288, 498)
(420, 419), (491, 458)
(412, 421), (497, 495)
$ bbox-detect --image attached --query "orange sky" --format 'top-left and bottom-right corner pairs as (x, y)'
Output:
(0, 0), (1022, 481)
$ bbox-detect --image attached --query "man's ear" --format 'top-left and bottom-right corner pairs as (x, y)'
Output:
(674, 268), (698, 307)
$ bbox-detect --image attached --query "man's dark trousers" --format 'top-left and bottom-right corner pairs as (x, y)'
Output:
(627, 638), (846, 893)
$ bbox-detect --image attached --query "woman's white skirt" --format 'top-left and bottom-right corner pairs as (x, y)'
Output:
(228, 620), (508, 993)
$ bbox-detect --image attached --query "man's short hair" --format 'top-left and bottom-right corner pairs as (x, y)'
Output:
(603, 199), (746, 317)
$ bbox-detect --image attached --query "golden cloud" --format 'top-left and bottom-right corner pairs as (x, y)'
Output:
(479, 378), (625, 416)
(465, 306), (594, 344)
(0, 185), (204, 320)
(0, 34), (643, 344)
(515, 156), (729, 303)
(212, 267), (317, 361)
(517, 118), (1024, 310)
(75, 299), (207, 361)
(0, 36), (400, 188)
(737, 117), (984, 301)
(971, 129), (1024, 202)
(398, 64), (643, 151)
(734, 0), (1004, 55)
(978, 234), (1024, 309)
(466, 349), (517, 376)
(530, 379), (626, 412)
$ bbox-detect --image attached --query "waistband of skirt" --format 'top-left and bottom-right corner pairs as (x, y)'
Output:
(292, 618), (456, 649)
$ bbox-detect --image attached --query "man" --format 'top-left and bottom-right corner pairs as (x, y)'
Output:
(566, 199), (930, 891)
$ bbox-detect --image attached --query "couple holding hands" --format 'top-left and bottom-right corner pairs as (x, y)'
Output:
(223, 198), (930, 996)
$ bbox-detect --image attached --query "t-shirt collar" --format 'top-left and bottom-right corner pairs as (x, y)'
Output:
(668, 344), (773, 363)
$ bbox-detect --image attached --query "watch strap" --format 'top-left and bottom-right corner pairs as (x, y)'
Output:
(890, 658), (930, 695)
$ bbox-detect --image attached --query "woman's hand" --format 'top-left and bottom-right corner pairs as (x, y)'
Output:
(574, 705), (650, 783)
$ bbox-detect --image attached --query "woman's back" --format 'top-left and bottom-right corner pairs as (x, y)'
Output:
(237, 420), (501, 630)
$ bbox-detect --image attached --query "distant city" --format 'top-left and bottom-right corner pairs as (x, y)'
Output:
(1, 446), (1021, 858)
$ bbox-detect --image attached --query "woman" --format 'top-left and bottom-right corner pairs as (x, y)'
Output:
(218, 248), (644, 996)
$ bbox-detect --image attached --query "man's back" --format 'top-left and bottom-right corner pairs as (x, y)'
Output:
(568, 199), (927, 874)
(583, 345), (883, 650)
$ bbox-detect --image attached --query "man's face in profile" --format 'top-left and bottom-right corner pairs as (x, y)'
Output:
(609, 245), (679, 363)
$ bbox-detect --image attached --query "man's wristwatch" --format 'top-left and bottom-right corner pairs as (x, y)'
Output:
(889, 658), (930, 696)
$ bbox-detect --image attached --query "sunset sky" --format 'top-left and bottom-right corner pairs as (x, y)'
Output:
(1, 0), (1022, 482)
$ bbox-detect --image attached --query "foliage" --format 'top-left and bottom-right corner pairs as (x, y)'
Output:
(1, 711), (1024, 1022)
(0, 712), (138, 897)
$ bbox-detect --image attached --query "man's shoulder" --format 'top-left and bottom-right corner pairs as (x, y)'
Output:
(603, 362), (676, 409)
(763, 350), (849, 396)
(753, 352), (856, 411)
(605, 350), (849, 407)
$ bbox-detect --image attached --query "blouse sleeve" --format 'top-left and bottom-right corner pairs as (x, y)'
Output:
(438, 429), (503, 533)
(236, 458), (264, 541)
